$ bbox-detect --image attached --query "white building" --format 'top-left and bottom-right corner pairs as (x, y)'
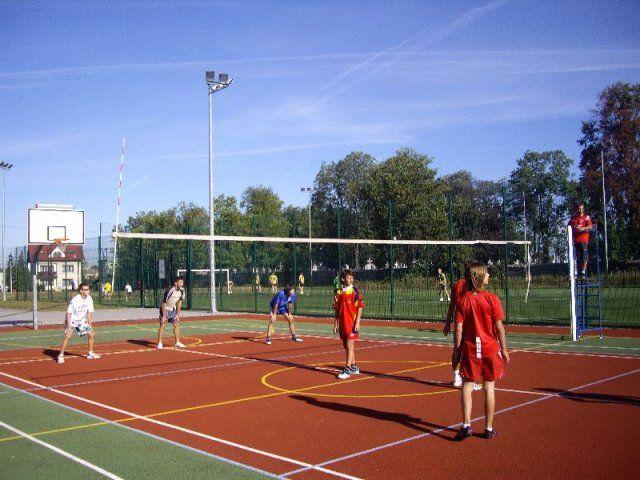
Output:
(27, 244), (83, 291)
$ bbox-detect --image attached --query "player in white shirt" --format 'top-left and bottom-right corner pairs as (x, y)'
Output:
(157, 277), (186, 350)
(124, 283), (132, 302)
(57, 283), (100, 364)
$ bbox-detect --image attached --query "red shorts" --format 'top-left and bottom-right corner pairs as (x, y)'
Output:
(339, 319), (359, 341)
(460, 352), (504, 382)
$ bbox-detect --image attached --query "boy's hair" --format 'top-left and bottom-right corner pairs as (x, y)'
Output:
(174, 276), (184, 283)
(284, 284), (294, 293)
(464, 261), (488, 292)
(340, 269), (354, 285)
(78, 283), (89, 291)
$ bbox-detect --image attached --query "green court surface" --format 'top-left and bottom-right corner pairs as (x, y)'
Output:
(0, 384), (274, 480)
(1, 317), (639, 356)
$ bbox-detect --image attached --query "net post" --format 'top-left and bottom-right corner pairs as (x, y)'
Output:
(567, 225), (577, 341)
(186, 225), (193, 310)
(388, 200), (395, 318)
(292, 212), (298, 314)
(337, 208), (342, 270)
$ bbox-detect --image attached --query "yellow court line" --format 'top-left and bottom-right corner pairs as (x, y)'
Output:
(261, 360), (453, 398)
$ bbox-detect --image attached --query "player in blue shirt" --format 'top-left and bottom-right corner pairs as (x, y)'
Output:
(266, 284), (303, 345)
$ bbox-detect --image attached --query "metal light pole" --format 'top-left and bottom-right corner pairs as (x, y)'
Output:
(206, 71), (233, 314)
(301, 187), (312, 278)
(0, 162), (13, 302)
(600, 147), (609, 273)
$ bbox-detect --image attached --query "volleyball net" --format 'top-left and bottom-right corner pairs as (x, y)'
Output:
(104, 231), (583, 325)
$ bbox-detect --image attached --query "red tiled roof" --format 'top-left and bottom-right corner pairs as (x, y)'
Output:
(27, 245), (84, 263)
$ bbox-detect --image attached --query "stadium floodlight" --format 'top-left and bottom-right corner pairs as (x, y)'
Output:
(0, 162), (12, 302)
(301, 187), (313, 278)
(205, 71), (233, 314)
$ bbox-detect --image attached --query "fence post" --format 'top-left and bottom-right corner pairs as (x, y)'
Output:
(252, 215), (258, 314)
(186, 225), (193, 310)
(388, 200), (395, 318)
(217, 219), (223, 311)
(292, 212), (298, 314)
(153, 239), (159, 308)
(337, 208), (342, 270)
(447, 192), (454, 283)
(502, 185), (510, 323)
(138, 238), (145, 307)
(98, 224), (103, 305)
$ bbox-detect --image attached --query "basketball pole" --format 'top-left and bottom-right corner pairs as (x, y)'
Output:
(0, 162), (13, 302)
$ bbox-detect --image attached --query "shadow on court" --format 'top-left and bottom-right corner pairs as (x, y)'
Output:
(536, 387), (640, 407)
(289, 394), (457, 440)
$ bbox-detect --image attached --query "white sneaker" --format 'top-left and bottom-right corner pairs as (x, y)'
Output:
(473, 383), (483, 391)
(337, 367), (351, 379)
(292, 336), (304, 342)
(57, 355), (65, 364)
(453, 375), (463, 387)
(157, 343), (163, 350)
(87, 353), (101, 360)
(175, 342), (186, 348)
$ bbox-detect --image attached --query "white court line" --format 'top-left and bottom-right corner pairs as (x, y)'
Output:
(0, 381), (281, 479)
(282, 367), (640, 478)
(0, 372), (362, 480)
(0, 418), (124, 480)
(24, 341), (389, 393)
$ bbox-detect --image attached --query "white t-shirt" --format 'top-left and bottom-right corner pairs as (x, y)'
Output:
(125, 284), (132, 293)
(67, 294), (94, 325)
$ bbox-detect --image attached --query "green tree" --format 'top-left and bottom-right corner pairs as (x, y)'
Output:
(508, 150), (574, 263)
(579, 82), (640, 262)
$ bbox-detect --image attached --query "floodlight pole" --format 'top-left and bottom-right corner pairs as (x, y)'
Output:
(206, 71), (232, 314)
(0, 162), (13, 302)
(301, 187), (312, 278)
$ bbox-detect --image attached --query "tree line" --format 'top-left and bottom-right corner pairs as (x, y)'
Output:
(113, 82), (639, 284)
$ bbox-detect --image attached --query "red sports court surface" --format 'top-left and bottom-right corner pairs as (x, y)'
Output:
(1, 320), (639, 479)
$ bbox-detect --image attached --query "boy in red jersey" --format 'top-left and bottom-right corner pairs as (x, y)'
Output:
(454, 261), (510, 440)
(568, 203), (592, 279)
(334, 269), (365, 379)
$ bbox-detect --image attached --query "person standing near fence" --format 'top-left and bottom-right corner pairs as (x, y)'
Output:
(568, 203), (592, 279)
(57, 283), (100, 364)
(255, 273), (262, 293)
(157, 276), (186, 350)
(437, 268), (450, 302)
(124, 283), (132, 302)
(269, 272), (278, 293)
(298, 272), (305, 295)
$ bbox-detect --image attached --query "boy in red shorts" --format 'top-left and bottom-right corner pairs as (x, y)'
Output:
(334, 269), (365, 379)
(454, 261), (510, 440)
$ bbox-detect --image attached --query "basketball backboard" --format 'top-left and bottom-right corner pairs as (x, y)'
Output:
(28, 204), (85, 245)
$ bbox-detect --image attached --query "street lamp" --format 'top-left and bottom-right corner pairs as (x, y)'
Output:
(0, 162), (13, 302)
(300, 187), (313, 278)
(206, 71), (233, 314)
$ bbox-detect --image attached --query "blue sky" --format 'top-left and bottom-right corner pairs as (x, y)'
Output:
(1, 0), (639, 250)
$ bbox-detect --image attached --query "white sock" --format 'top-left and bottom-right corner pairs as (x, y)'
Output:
(454, 370), (460, 376)
(463, 423), (471, 428)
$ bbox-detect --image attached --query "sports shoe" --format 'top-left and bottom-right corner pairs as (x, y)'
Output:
(175, 342), (186, 348)
(57, 355), (65, 364)
(292, 335), (304, 342)
(453, 375), (463, 387)
(87, 353), (101, 360)
(157, 343), (163, 350)
(337, 367), (351, 379)
(455, 426), (473, 441)
(265, 337), (272, 345)
(473, 383), (483, 391)
(439, 297), (444, 302)
(350, 365), (360, 375)
(484, 428), (497, 439)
